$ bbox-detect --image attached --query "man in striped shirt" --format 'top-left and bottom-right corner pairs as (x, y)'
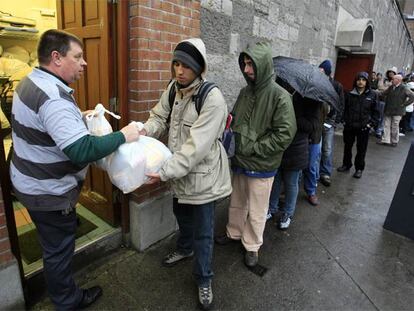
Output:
(10, 29), (139, 310)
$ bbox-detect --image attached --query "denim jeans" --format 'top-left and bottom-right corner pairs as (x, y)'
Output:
(320, 125), (335, 177)
(376, 101), (385, 136)
(173, 198), (215, 287)
(410, 111), (414, 129)
(269, 169), (301, 218)
(303, 142), (321, 196)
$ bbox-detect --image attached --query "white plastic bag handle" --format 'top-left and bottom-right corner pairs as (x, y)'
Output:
(86, 103), (121, 121)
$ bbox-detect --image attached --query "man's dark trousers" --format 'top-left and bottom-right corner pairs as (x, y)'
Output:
(28, 208), (82, 311)
(173, 198), (215, 287)
(342, 127), (370, 170)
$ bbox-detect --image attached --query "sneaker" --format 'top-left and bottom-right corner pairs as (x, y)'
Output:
(337, 165), (351, 172)
(307, 194), (319, 206)
(278, 214), (291, 230)
(266, 211), (273, 220)
(162, 250), (194, 267)
(399, 133), (405, 137)
(319, 175), (331, 187)
(198, 283), (213, 310)
(244, 251), (258, 267)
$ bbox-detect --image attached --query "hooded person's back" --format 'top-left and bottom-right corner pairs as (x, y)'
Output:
(231, 42), (296, 173)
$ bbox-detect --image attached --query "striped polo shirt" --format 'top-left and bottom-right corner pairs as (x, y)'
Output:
(10, 68), (89, 211)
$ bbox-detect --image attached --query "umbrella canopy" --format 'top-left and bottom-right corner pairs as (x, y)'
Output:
(273, 56), (339, 110)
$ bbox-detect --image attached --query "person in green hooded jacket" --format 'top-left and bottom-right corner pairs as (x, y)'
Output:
(215, 42), (296, 267)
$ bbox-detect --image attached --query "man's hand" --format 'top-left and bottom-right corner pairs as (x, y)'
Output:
(120, 122), (140, 143)
(145, 173), (161, 184)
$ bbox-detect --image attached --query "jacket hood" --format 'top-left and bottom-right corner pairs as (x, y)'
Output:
(171, 38), (208, 79)
(352, 71), (371, 91)
(239, 42), (274, 90)
(385, 66), (398, 79)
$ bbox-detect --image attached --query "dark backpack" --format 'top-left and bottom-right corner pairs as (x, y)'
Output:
(167, 80), (234, 157)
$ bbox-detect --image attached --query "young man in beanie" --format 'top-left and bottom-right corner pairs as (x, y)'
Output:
(318, 59), (344, 186)
(337, 72), (380, 178)
(215, 42), (296, 267)
(142, 38), (231, 310)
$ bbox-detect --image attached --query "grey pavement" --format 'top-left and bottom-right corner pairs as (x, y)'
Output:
(32, 131), (414, 311)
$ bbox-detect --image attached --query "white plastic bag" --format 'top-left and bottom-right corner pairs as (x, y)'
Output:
(106, 122), (172, 193)
(106, 141), (147, 194)
(85, 103), (120, 170)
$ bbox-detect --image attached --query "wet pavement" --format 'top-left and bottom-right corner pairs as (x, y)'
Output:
(32, 130), (414, 311)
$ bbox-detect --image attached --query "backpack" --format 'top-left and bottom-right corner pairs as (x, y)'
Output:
(167, 80), (235, 157)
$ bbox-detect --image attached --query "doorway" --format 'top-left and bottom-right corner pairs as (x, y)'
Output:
(334, 52), (375, 91)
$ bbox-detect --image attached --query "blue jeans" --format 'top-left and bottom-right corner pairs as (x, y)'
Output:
(376, 101), (385, 136)
(268, 169), (301, 218)
(320, 125), (335, 177)
(173, 198), (215, 287)
(303, 142), (321, 196)
(410, 111), (414, 129)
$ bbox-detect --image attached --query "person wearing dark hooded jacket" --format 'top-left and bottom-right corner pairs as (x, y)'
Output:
(337, 72), (380, 178)
(267, 92), (320, 230)
(215, 42), (296, 267)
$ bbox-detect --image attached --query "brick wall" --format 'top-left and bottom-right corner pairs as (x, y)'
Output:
(128, 0), (201, 202)
(0, 186), (13, 266)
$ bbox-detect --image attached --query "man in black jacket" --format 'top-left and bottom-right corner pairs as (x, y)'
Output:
(337, 72), (380, 178)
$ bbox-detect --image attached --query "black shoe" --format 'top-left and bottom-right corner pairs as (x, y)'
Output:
(77, 286), (103, 309)
(319, 175), (331, 187)
(337, 165), (351, 172)
(244, 251), (258, 267)
(214, 234), (238, 245)
(353, 170), (362, 178)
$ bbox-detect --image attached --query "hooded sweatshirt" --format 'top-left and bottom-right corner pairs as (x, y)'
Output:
(143, 38), (232, 204)
(231, 42), (296, 174)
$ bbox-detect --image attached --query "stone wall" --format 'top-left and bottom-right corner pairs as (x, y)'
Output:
(201, 0), (414, 105)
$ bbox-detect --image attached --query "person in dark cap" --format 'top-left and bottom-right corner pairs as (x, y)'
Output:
(318, 59), (344, 187)
(141, 38), (231, 310)
(337, 72), (380, 178)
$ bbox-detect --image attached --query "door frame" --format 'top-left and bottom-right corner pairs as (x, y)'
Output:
(115, 0), (131, 235)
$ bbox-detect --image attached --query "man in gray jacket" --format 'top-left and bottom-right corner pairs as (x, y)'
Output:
(378, 74), (414, 146)
(142, 38), (232, 310)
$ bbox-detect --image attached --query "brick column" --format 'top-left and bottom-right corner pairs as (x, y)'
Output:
(128, 0), (201, 203)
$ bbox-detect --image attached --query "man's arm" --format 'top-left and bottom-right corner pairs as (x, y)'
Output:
(404, 88), (414, 106)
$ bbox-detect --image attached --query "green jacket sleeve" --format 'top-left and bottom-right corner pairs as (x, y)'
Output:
(63, 131), (125, 166)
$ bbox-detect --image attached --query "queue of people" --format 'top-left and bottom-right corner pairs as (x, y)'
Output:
(9, 29), (414, 310)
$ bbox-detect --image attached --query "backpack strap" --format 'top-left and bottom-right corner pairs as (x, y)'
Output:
(167, 80), (176, 124)
(167, 80), (218, 124)
(192, 81), (217, 115)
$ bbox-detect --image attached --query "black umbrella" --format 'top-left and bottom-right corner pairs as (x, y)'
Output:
(273, 56), (339, 110)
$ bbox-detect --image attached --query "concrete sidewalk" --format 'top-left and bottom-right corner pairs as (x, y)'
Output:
(32, 132), (414, 311)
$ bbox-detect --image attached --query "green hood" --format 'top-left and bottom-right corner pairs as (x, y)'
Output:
(239, 42), (275, 91)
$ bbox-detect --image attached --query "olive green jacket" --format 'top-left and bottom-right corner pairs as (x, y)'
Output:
(231, 42), (297, 172)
